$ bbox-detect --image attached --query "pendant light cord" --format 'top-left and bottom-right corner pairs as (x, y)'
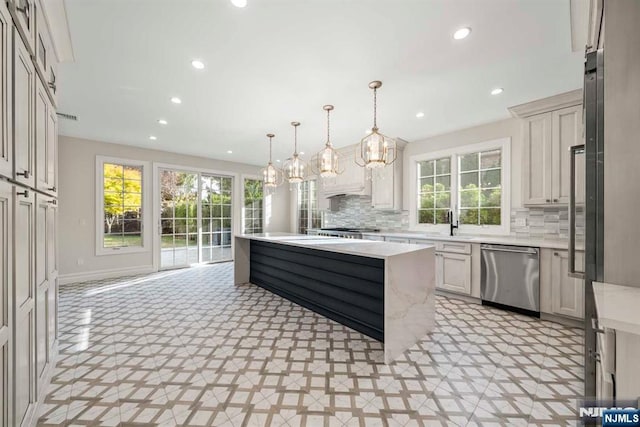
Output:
(294, 125), (298, 155)
(327, 109), (331, 145)
(268, 136), (273, 163)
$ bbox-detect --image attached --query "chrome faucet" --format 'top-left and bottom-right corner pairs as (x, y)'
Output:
(448, 210), (458, 236)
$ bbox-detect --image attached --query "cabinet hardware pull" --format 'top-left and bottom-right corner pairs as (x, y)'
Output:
(553, 199), (559, 202)
(553, 252), (559, 256)
(16, 2), (29, 16)
(48, 81), (56, 94)
(546, 199), (551, 202)
(17, 190), (29, 198)
(47, 199), (57, 205)
(48, 186), (56, 192)
(591, 318), (605, 334)
(17, 170), (30, 178)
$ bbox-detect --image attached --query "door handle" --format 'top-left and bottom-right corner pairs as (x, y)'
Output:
(569, 144), (585, 279)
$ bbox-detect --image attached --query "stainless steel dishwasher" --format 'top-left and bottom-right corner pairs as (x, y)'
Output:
(480, 244), (540, 316)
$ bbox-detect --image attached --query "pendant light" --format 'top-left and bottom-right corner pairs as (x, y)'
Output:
(262, 133), (283, 189)
(356, 80), (397, 169)
(311, 105), (342, 178)
(283, 122), (305, 183)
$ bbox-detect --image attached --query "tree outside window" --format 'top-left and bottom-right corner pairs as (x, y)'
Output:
(243, 178), (264, 234)
(103, 163), (143, 247)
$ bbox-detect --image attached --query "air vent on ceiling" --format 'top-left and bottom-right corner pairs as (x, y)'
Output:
(57, 112), (78, 121)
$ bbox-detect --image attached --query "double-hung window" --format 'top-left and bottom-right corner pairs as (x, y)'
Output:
(411, 138), (510, 234)
(96, 156), (150, 254)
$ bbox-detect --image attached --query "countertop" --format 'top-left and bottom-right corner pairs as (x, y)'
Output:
(592, 281), (640, 335)
(357, 231), (574, 250)
(235, 233), (434, 259)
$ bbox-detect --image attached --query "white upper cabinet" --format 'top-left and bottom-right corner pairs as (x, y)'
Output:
(371, 141), (405, 211)
(0, 2), (11, 180)
(510, 90), (583, 206)
(35, 77), (56, 195)
(321, 145), (371, 197)
(13, 29), (35, 188)
(34, 1), (57, 105)
(8, 0), (35, 55)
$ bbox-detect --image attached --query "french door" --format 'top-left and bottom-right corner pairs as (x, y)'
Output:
(159, 169), (233, 270)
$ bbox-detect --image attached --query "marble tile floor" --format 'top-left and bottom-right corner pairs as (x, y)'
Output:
(38, 263), (584, 427)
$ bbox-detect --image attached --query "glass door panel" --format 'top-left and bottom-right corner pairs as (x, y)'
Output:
(160, 169), (199, 269)
(201, 174), (233, 263)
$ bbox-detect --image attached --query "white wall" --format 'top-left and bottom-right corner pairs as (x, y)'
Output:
(402, 117), (523, 211)
(58, 136), (290, 282)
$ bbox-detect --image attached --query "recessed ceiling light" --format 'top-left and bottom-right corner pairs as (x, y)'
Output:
(227, 150), (233, 154)
(491, 87), (504, 95)
(230, 0), (247, 7)
(170, 97), (182, 104)
(149, 136), (157, 141)
(416, 112), (425, 118)
(453, 27), (471, 40)
(276, 159), (281, 163)
(191, 60), (205, 70)
(365, 129), (372, 134)
(158, 119), (168, 125)
(300, 151), (305, 155)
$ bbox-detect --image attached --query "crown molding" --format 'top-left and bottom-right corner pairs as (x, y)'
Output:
(508, 89), (583, 118)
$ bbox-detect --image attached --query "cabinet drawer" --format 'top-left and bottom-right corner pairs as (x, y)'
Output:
(385, 237), (409, 244)
(436, 241), (471, 254)
(409, 238), (436, 246)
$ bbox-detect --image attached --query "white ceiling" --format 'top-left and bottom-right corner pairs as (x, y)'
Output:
(58, 0), (584, 167)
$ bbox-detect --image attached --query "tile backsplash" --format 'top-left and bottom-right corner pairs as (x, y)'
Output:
(322, 196), (409, 230)
(322, 195), (583, 239)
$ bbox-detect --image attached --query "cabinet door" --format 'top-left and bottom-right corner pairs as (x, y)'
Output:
(523, 112), (553, 205)
(13, 31), (35, 188)
(34, 195), (49, 391)
(0, 3), (11, 180)
(9, 0), (35, 55)
(552, 105), (583, 204)
(551, 250), (584, 319)
(46, 199), (57, 352)
(35, 77), (48, 193)
(436, 252), (472, 295)
(371, 163), (394, 209)
(0, 181), (12, 427)
(46, 99), (57, 196)
(33, 1), (56, 106)
(14, 187), (35, 427)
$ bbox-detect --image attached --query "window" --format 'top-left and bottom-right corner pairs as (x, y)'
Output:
(297, 180), (321, 234)
(411, 138), (510, 234)
(98, 158), (147, 252)
(243, 178), (264, 234)
(418, 157), (451, 225)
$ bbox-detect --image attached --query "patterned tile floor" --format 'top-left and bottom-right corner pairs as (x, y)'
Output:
(38, 263), (584, 426)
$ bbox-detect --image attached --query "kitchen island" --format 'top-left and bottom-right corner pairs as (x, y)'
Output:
(234, 233), (435, 363)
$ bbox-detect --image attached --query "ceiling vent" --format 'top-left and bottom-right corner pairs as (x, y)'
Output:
(57, 112), (78, 121)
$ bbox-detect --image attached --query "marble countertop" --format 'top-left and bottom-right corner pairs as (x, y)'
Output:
(592, 281), (640, 335)
(358, 231), (574, 250)
(235, 233), (434, 259)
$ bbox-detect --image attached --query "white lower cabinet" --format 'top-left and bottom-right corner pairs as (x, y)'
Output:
(0, 180), (12, 427)
(14, 186), (35, 427)
(385, 237), (409, 244)
(436, 252), (472, 295)
(540, 248), (585, 319)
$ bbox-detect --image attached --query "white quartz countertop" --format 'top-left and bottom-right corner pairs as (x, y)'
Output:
(592, 281), (640, 335)
(358, 231), (573, 250)
(235, 233), (434, 259)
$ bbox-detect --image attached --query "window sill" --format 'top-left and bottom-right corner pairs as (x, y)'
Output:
(96, 246), (150, 256)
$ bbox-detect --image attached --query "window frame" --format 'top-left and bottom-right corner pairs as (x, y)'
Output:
(409, 138), (511, 235)
(241, 175), (265, 234)
(96, 156), (152, 255)
(296, 178), (321, 234)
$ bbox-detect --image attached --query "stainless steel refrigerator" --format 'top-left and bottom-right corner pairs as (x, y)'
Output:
(573, 0), (640, 400)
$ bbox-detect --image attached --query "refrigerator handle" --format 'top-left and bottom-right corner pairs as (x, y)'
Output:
(569, 144), (586, 279)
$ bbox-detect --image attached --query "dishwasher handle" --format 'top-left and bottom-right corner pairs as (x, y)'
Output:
(481, 244), (538, 255)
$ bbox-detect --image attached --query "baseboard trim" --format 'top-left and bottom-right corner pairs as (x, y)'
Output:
(59, 265), (156, 285)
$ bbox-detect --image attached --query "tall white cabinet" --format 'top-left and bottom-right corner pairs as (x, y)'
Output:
(510, 90), (584, 206)
(0, 0), (68, 425)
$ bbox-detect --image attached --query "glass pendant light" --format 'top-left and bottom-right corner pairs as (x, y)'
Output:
(283, 122), (305, 184)
(311, 105), (342, 178)
(262, 133), (283, 189)
(356, 80), (397, 169)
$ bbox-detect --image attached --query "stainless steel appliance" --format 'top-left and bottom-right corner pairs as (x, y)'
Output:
(577, 0), (640, 401)
(480, 244), (540, 316)
(313, 228), (380, 239)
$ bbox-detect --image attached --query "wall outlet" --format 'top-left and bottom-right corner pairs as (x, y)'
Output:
(77, 258), (84, 266)
(515, 218), (527, 227)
